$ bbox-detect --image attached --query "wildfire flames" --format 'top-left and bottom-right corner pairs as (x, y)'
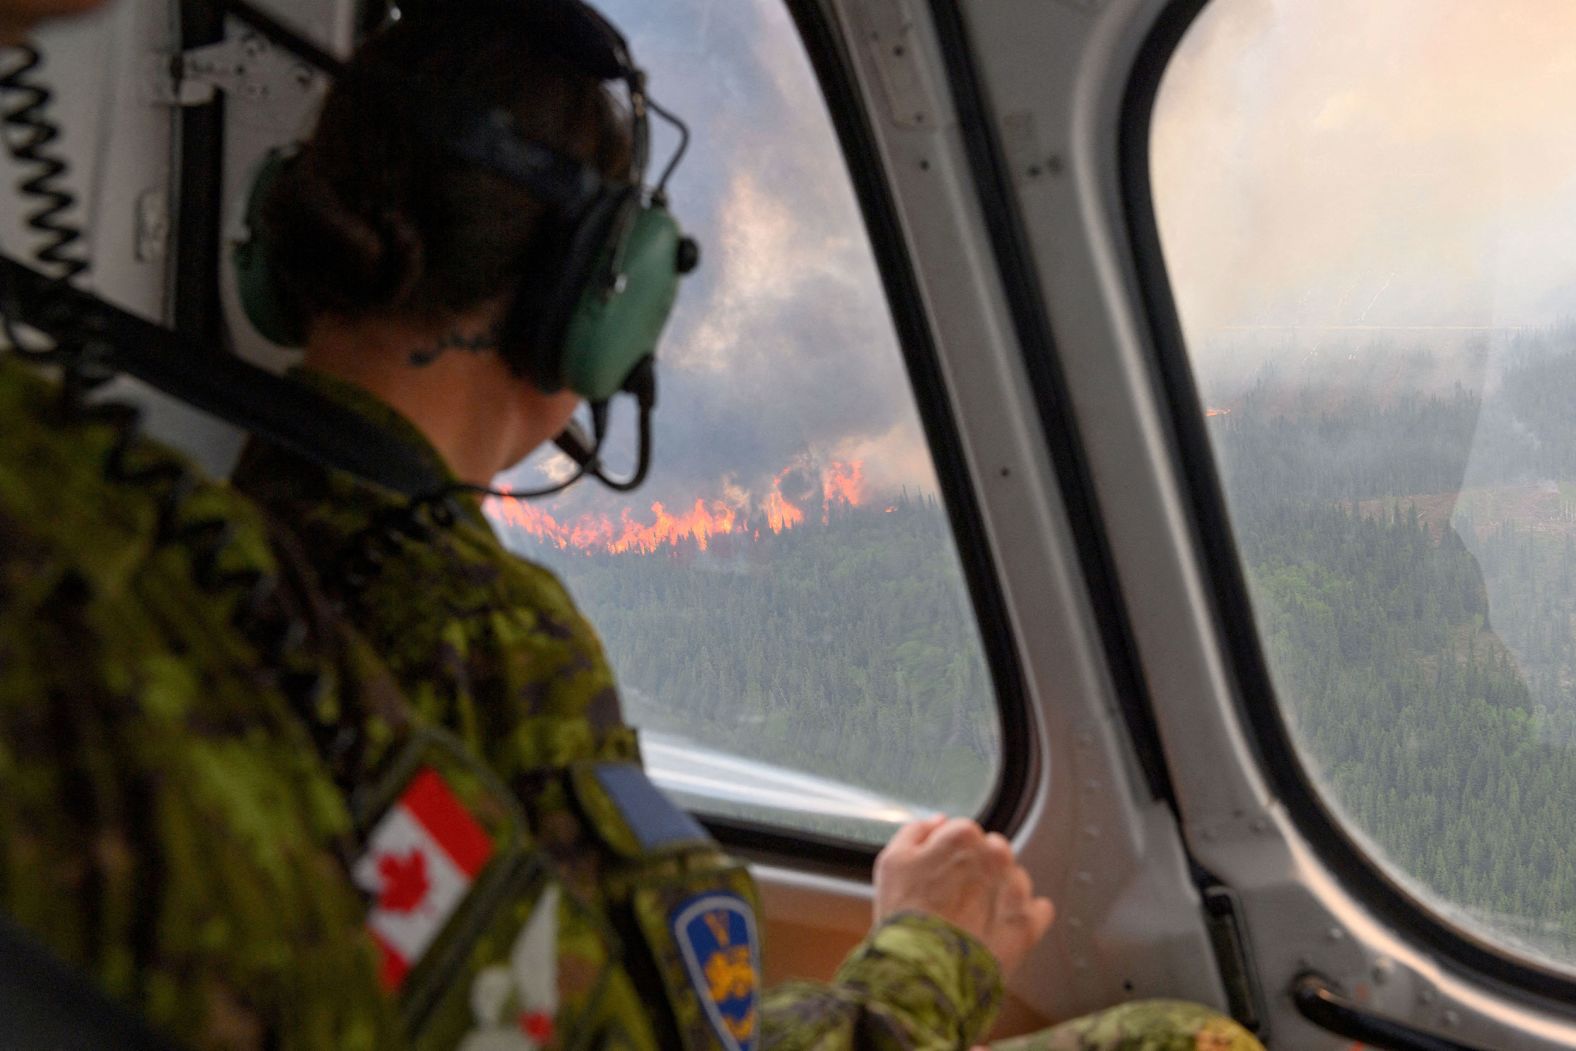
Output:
(822, 461), (863, 517)
(486, 460), (866, 555)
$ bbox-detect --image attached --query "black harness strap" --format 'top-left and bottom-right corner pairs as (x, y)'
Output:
(0, 254), (450, 499)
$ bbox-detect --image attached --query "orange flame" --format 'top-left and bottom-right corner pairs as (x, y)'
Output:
(761, 463), (807, 533)
(487, 458), (868, 556)
(1205, 407), (1231, 417)
(486, 498), (572, 549)
(761, 489), (804, 533)
(823, 461), (864, 508)
(607, 499), (740, 554)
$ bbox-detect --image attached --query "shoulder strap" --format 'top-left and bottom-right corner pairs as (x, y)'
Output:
(0, 916), (179, 1051)
(0, 254), (451, 499)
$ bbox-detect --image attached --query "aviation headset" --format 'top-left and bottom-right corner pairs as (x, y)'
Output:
(232, 0), (698, 410)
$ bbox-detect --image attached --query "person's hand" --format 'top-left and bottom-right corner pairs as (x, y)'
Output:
(873, 815), (1055, 978)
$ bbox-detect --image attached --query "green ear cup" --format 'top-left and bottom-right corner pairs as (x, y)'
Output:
(559, 204), (688, 401)
(233, 150), (307, 348)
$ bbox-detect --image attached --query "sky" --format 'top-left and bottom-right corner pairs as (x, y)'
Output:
(1154, 0), (1576, 358)
(497, 0), (1576, 533)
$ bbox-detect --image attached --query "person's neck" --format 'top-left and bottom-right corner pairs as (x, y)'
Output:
(302, 314), (528, 488)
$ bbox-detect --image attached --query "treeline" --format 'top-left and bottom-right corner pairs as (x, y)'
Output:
(1210, 382), (1481, 516)
(516, 499), (1000, 816)
(1211, 336), (1576, 519)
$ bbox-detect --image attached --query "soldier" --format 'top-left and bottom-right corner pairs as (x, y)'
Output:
(230, 3), (1264, 1050)
(0, 0), (1041, 1045)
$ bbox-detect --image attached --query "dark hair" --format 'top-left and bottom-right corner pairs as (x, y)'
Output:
(261, 11), (632, 330)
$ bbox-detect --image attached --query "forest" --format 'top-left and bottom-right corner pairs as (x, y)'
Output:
(502, 493), (1001, 830)
(493, 331), (1576, 967)
(1206, 335), (1576, 963)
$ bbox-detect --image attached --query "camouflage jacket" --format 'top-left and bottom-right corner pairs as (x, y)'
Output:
(0, 356), (406, 1049)
(233, 369), (1005, 1050)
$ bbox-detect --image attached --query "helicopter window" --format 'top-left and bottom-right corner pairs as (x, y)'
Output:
(1151, 0), (1576, 970)
(485, 0), (1003, 846)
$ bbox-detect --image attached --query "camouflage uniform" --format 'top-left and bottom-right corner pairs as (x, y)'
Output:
(992, 1000), (1263, 1051)
(0, 354), (759, 1049)
(234, 370), (1266, 1051)
(0, 356), (404, 1048)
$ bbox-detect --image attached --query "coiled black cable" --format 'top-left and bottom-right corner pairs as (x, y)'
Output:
(0, 46), (85, 283)
(0, 45), (92, 371)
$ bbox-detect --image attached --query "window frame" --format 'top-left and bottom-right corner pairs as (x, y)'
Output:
(662, 0), (1038, 872)
(921, 0), (1178, 813)
(1118, 0), (1576, 1009)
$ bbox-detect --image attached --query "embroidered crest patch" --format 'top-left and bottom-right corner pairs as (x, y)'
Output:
(670, 893), (760, 1051)
(355, 766), (495, 990)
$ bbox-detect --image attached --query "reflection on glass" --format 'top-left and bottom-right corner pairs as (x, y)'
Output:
(1155, 1), (1576, 966)
(482, 0), (1001, 843)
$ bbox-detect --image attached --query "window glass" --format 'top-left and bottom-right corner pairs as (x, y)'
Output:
(1154, 1), (1576, 966)
(484, 0), (1001, 844)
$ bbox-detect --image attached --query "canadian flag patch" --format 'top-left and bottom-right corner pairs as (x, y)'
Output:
(355, 767), (495, 991)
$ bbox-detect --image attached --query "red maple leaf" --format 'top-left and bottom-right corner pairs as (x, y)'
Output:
(376, 849), (430, 913)
(519, 1011), (554, 1044)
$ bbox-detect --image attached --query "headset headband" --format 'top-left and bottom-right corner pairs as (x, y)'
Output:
(420, 0), (654, 285)
(442, 108), (611, 214)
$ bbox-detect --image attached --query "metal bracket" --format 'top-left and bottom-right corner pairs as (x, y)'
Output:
(851, 0), (940, 130)
(144, 32), (318, 109)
